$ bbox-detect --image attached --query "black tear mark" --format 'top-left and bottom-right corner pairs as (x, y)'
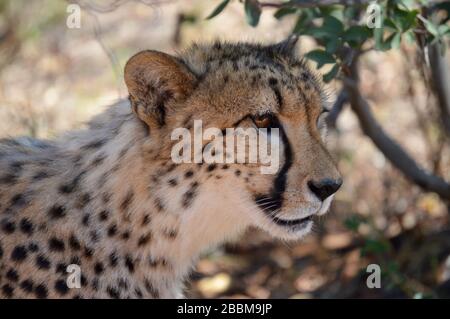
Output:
(254, 116), (292, 214)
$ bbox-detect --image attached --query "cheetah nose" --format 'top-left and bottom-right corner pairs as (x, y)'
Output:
(307, 178), (342, 201)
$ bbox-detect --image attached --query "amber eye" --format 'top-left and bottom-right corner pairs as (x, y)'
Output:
(252, 114), (273, 128)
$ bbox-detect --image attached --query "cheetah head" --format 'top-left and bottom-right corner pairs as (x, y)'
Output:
(124, 39), (342, 242)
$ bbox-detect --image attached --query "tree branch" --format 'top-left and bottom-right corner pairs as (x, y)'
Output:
(344, 57), (450, 201)
(259, 0), (373, 8)
(326, 89), (348, 129)
(428, 42), (450, 136)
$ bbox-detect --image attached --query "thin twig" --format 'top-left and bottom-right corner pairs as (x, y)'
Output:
(343, 57), (450, 201)
(259, 0), (373, 8)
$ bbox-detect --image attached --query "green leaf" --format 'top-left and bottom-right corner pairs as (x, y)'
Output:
(323, 64), (339, 83)
(361, 239), (390, 256)
(325, 37), (340, 54)
(390, 32), (402, 48)
(292, 11), (313, 35)
(206, 0), (230, 20)
(305, 15), (344, 41)
(323, 15), (344, 35)
(392, 7), (418, 32)
(244, 0), (261, 27)
(438, 24), (450, 36)
(424, 19), (440, 37)
(344, 25), (372, 46)
(305, 49), (336, 69)
(274, 7), (297, 20)
(384, 18), (399, 31)
(344, 215), (362, 232)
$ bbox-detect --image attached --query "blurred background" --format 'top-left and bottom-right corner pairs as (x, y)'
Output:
(0, 0), (449, 298)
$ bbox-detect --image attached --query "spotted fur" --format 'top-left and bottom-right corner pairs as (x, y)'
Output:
(0, 40), (341, 299)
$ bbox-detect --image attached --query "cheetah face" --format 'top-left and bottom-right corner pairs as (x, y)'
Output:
(124, 39), (342, 241)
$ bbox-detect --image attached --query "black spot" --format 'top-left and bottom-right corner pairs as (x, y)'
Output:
(121, 231), (130, 240)
(56, 263), (68, 274)
(36, 255), (51, 270)
(1, 284), (14, 297)
(107, 224), (117, 237)
(166, 163), (177, 173)
(20, 279), (34, 293)
(182, 182), (199, 208)
(75, 193), (91, 209)
(120, 190), (134, 212)
(107, 286), (120, 299)
(55, 279), (69, 295)
(90, 230), (100, 242)
(70, 256), (81, 266)
(84, 247), (94, 258)
(6, 269), (19, 282)
(149, 256), (170, 269)
(109, 253), (118, 267)
(69, 235), (81, 250)
(222, 164), (229, 170)
(20, 218), (34, 234)
(0, 174), (17, 184)
(59, 171), (85, 194)
(185, 170), (194, 178)
(28, 242), (39, 252)
(11, 246), (27, 262)
(207, 164), (217, 172)
(235, 170), (241, 177)
(48, 237), (65, 252)
(144, 279), (160, 298)
(135, 288), (143, 298)
(94, 262), (104, 275)
(154, 198), (165, 212)
(168, 178), (178, 187)
(118, 278), (129, 290)
(91, 278), (99, 291)
(1, 219), (15, 234)
(34, 284), (48, 299)
(82, 214), (90, 226)
(268, 77), (278, 86)
(80, 275), (88, 287)
(137, 234), (151, 246)
(32, 171), (49, 181)
(98, 210), (109, 221)
(48, 205), (66, 219)
(10, 194), (26, 207)
(125, 255), (135, 273)
(164, 229), (178, 239)
(102, 192), (112, 204)
(91, 154), (106, 167)
(142, 214), (151, 226)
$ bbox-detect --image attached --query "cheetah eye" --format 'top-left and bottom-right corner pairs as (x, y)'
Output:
(251, 114), (273, 129)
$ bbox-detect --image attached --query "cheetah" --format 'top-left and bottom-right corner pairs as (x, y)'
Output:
(0, 39), (342, 299)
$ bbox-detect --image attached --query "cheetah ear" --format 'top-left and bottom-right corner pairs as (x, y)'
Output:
(124, 50), (197, 128)
(271, 36), (299, 57)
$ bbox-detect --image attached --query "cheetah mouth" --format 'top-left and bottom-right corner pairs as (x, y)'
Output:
(271, 215), (313, 228)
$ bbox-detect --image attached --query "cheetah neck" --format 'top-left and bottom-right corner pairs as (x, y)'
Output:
(53, 101), (247, 297)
